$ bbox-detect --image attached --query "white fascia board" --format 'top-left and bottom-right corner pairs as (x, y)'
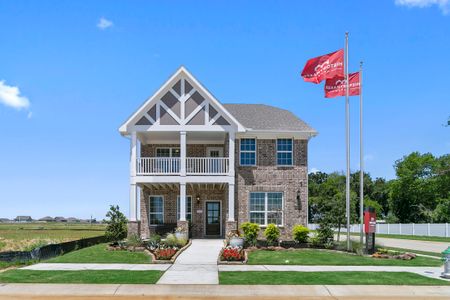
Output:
(132, 175), (234, 184)
(236, 129), (318, 140)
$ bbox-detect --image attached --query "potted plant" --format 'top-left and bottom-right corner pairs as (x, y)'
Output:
(174, 227), (188, 240)
(227, 230), (244, 247)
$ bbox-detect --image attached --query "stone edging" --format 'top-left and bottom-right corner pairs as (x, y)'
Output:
(148, 239), (192, 264)
(217, 248), (248, 265)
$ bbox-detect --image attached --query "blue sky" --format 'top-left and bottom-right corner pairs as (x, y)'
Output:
(0, 1), (449, 219)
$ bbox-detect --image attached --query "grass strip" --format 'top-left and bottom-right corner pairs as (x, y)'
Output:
(0, 270), (162, 284)
(219, 271), (450, 285)
(247, 249), (442, 266)
(46, 243), (152, 264)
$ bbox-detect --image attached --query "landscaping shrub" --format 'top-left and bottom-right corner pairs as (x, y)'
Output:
(292, 225), (309, 243)
(126, 234), (142, 249)
(240, 222), (260, 246)
(176, 237), (188, 247)
(221, 246), (244, 261)
(164, 233), (178, 247)
(264, 224), (280, 246)
(105, 205), (128, 242)
(316, 223), (334, 245)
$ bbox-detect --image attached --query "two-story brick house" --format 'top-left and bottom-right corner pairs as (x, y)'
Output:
(119, 67), (317, 239)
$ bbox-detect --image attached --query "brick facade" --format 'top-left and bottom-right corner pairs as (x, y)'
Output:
(235, 139), (308, 239)
(137, 139), (308, 240)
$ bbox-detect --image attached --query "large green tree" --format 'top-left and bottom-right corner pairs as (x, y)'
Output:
(390, 152), (439, 223)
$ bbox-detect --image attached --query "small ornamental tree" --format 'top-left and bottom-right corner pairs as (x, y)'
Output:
(240, 222), (260, 246)
(105, 205), (128, 242)
(292, 225), (309, 243)
(264, 224), (280, 246)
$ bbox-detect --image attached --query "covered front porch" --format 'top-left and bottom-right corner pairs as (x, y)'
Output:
(138, 182), (236, 239)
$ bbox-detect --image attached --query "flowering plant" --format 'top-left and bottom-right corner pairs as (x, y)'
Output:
(221, 246), (244, 261)
(154, 247), (177, 260)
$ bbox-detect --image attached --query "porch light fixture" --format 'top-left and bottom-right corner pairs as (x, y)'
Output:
(196, 195), (201, 204)
(296, 190), (302, 210)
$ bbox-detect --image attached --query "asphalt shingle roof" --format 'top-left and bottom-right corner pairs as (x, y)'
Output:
(223, 104), (316, 132)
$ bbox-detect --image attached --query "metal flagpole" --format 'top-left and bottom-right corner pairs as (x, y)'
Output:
(345, 32), (351, 252)
(359, 61), (364, 248)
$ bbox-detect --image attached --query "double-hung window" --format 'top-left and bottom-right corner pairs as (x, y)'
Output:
(249, 192), (283, 226)
(156, 147), (180, 158)
(277, 139), (293, 166)
(176, 196), (192, 222)
(149, 196), (164, 225)
(240, 138), (256, 166)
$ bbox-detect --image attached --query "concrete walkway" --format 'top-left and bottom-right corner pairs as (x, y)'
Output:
(22, 263), (170, 271)
(343, 235), (449, 253)
(219, 265), (448, 281)
(1, 283), (450, 299)
(156, 239), (223, 285)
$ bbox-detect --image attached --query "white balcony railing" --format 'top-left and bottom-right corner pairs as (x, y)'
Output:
(137, 157), (181, 175)
(186, 157), (229, 175)
(136, 157), (229, 175)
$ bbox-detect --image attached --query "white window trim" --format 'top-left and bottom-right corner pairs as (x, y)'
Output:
(239, 138), (257, 166)
(155, 147), (180, 157)
(249, 192), (284, 226)
(176, 195), (193, 221)
(276, 138), (294, 166)
(149, 195), (164, 226)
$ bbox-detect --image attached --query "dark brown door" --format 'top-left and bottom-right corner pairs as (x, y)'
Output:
(205, 201), (221, 236)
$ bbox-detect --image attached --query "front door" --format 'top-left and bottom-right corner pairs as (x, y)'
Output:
(205, 201), (221, 236)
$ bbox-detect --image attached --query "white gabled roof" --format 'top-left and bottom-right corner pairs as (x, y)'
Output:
(119, 66), (246, 134)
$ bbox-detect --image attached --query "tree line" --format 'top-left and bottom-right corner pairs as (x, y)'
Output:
(308, 152), (450, 224)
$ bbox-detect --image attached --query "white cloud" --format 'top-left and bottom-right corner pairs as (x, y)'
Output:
(309, 167), (320, 174)
(395, 0), (450, 14)
(0, 80), (30, 110)
(97, 17), (113, 30)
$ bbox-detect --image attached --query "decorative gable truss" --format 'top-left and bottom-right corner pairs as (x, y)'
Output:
(120, 67), (245, 134)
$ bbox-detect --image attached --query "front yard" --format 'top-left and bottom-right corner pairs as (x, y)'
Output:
(46, 243), (152, 264)
(219, 271), (450, 285)
(247, 249), (442, 266)
(0, 270), (162, 284)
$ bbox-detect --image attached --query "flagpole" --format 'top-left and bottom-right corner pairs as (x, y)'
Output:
(359, 61), (364, 249)
(345, 32), (351, 252)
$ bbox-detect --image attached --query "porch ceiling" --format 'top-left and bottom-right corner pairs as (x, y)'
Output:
(142, 182), (227, 191)
(138, 131), (226, 144)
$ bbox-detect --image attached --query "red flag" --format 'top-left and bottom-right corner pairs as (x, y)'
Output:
(301, 49), (344, 84)
(324, 72), (360, 98)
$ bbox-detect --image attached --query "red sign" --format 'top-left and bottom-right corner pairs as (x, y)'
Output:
(364, 209), (376, 234)
(324, 72), (361, 98)
(301, 49), (344, 84)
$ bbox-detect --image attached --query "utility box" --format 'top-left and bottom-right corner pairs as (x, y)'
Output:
(442, 247), (450, 279)
(364, 207), (376, 254)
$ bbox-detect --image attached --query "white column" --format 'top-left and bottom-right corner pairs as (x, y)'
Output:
(129, 131), (138, 221)
(179, 182), (186, 221)
(129, 183), (138, 221)
(228, 183), (235, 222)
(130, 131), (137, 176)
(228, 131), (235, 176)
(180, 131), (186, 176)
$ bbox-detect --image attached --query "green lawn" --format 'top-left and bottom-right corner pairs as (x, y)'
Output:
(46, 243), (152, 264)
(247, 249), (442, 266)
(219, 271), (450, 285)
(0, 269), (162, 284)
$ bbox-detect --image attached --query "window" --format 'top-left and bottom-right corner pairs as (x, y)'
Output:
(149, 196), (164, 225)
(277, 139), (293, 166)
(240, 138), (256, 166)
(249, 192), (283, 226)
(156, 147), (180, 157)
(177, 196), (193, 222)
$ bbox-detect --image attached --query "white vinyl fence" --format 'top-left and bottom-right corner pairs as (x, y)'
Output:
(308, 223), (450, 238)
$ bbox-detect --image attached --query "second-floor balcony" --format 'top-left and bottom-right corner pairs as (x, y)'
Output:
(136, 157), (230, 175)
